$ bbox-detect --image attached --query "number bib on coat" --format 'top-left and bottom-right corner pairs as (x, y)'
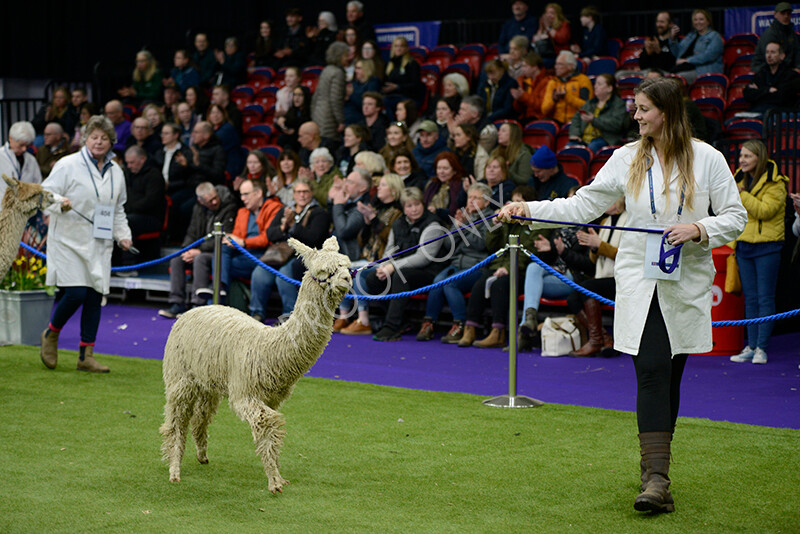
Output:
(93, 203), (114, 240)
(643, 224), (682, 281)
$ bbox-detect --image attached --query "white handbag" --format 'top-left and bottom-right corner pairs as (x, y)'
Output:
(540, 316), (581, 357)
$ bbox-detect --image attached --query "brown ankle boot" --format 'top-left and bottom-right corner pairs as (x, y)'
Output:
(474, 327), (506, 348)
(569, 299), (604, 357)
(634, 432), (675, 513)
(457, 325), (476, 347)
(77, 345), (110, 373)
(40, 328), (59, 369)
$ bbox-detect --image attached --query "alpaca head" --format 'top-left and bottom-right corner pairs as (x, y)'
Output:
(289, 236), (352, 310)
(2, 174), (58, 216)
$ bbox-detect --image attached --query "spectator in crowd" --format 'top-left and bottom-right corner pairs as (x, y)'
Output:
(236, 150), (277, 198)
(312, 41), (349, 139)
(175, 102), (198, 146)
(449, 95), (498, 155)
(416, 182), (496, 341)
(382, 37), (424, 115)
(569, 74), (629, 152)
(297, 121), (339, 167)
(214, 37), (247, 87)
(71, 102), (99, 151)
(639, 11), (677, 73)
(253, 20), (277, 68)
(118, 50), (163, 104)
(143, 104), (165, 137)
(511, 51), (552, 122)
(360, 40), (385, 81)
(69, 88), (89, 116)
(343, 26), (361, 81)
(744, 42), (800, 116)
(395, 99), (423, 143)
(533, 3), (571, 60)
(345, 59), (382, 125)
(353, 150), (386, 182)
(250, 178), (332, 321)
(433, 98), (457, 139)
(207, 103), (243, 178)
(329, 167), (371, 261)
(730, 140), (788, 365)
(571, 5), (608, 60)
(491, 121), (533, 185)
(669, 9), (724, 83)
(32, 86), (76, 142)
(529, 144), (579, 199)
(104, 100), (131, 154)
(450, 123), (489, 180)
(477, 59), (519, 122)
(36, 123), (71, 179)
(499, 1), (537, 55)
(276, 67), (302, 119)
(273, 150), (302, 205)
(413, 120), (450, 178)
(506, 35), (531, 79)
(458, 186), (538, 348)
(542, 50), (593, 124)
(163, 80), (183, 121)
(218, 179), (283, 294)
(336, 123), (369, 176)
(424, 151), (465, 222)
(275, 85), (312, 151)
(346, 0), (376, 43)
(751, 2), (800, 73)
(792, 192), (800, 262)
(40, 116), (132, 373)
(211, 85), (242, 135)
(379, 121), (415, 167)
(360, 92), (390, 151)
(0, 122), (42, 204)
(159, 182), (237, 318)
(305, 146), (341, 205)
(274, 8), (311, 68)
(390, 149), (428, 190)
(192, 33), (218, 87)
(164, 49), (200, 95)
(125, 117), (161, 159)
(119, 146), (166, 265)
(152, 122), (193, 197)
(307, 11), (339, 66)
(477, 154), (517, 205)
(184, 86), (209, 120)
(441, 72), (470, 113)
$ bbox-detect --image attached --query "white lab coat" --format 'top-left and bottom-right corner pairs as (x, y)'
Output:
(524, 140), (747, 356)
(43, 147), (131, 294)
(0, 144), (42, 212)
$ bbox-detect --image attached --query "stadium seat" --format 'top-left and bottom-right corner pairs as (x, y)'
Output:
(523, 120), (558, 150)
(728, 54), (754, 80)
(557, 152), (590, 185)
(258, 144), (282, 166)
(409, 46), (428, 64)
(586, 57), (619, 77)
(232, 85), (255, 109)
(607, 38), (624, 60)
(241, 104), (264, 128)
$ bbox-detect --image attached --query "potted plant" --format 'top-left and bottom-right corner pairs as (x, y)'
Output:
(0, 253), (55, 346)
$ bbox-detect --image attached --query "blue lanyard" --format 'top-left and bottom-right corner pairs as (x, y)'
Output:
(81, 148), (114, 201)
(3, 145), (21, 178)
(647, 167), (684, 222)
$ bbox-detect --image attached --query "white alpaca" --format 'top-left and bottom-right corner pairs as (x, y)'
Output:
(160, 236), (352, 493)
(0, 174), (59, 279)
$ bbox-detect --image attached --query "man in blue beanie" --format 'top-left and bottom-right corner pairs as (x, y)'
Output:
(528, 145), (579, 200)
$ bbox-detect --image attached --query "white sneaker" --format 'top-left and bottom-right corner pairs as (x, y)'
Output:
(752, 348), (768, 364)
(730, 345), (754, 363)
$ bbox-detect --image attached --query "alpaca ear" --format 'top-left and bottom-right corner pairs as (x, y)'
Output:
(2, 174), (18, 191)
(288, 238), (313, 263)
(322, 236), (340, 252)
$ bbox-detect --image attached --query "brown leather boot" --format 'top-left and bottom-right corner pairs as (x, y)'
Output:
(474, 327), (505, 348)
(569, 299), (604, 357)
(76, 345), (110, 373)
(457, 325), (476, 347)
(634, 432), (675, 513)
(40, 328), (59, 369)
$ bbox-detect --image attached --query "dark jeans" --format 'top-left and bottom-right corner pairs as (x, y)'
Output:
(466, 269), (519, 328)
(363, 267), (436, 332)
(168, 252), (213, 305)
(632, 291), (688, 433)
(50, 286), (103, 344)
(425, 265), (484, 322)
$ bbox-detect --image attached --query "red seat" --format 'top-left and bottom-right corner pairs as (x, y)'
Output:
(557, 154), (589, 185)
(135, 196), (171, 242)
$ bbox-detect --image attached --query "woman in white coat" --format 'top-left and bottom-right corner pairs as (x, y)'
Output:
(499, 77), (747, 514)
(40, 116), (133, 373)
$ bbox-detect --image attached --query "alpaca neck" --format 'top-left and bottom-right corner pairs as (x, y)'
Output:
(276, 277), (339, 370)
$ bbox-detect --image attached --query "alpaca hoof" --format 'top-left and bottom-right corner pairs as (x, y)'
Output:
(197, 453), (208, 464)
(169, 476), (180, 482)
(269, 477), (289, 494)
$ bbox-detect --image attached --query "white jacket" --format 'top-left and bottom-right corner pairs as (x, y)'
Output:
(0, 144), (42, 212)
(525, 140), (747, 356)
(43, 147), (132, 294)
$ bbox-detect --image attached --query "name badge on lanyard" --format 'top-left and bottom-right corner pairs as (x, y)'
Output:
(83, 150), (115, 240)
(643, 167), (684, 281)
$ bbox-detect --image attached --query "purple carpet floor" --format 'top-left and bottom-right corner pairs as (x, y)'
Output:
(57, 303), (800, 430)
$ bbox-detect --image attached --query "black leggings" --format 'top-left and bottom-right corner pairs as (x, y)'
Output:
(50, 286), (103, 344)
(632, 291), (688, 433)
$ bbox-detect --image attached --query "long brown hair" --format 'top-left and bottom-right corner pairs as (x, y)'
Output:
(740, 140), (769, 186)
(628, 77), (696, 210)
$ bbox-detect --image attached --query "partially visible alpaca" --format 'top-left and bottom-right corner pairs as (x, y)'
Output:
(0, 174), (60, 279)
(160, 236), (352, 493)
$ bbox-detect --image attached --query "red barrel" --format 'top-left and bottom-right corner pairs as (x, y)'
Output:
(702, 245), (745, 356)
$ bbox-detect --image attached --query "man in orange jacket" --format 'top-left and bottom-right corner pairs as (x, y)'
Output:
(541, 50), (593, 124)
(511, 51), (553, 121)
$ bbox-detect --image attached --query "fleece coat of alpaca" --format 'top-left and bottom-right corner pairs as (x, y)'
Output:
(160, 236), (351, 494)
(0, 174), (59, 280)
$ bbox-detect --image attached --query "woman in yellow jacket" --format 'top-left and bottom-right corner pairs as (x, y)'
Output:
(730, 140), (788, 365)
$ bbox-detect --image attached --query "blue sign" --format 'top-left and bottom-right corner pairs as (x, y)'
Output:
(724, 5), (800, 39)
(373, 21), (442, 55)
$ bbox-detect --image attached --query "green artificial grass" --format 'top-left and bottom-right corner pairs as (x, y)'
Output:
(0, 346), (798, 534)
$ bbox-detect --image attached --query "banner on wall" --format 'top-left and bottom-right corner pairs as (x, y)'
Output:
(374, 21), (442, 55)
(723, 5), (800, 39)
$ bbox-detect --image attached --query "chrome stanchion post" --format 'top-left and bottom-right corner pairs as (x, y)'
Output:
(212, 222), (223, 305)
(483, 234), (544, 408)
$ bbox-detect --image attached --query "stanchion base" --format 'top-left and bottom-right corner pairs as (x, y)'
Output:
(482, 395), (544, 408)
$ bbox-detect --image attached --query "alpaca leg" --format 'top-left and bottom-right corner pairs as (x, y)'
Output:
(231, 397), (288, 494)
(191, 390), (221, 464)
(159, 380), (197, 482)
